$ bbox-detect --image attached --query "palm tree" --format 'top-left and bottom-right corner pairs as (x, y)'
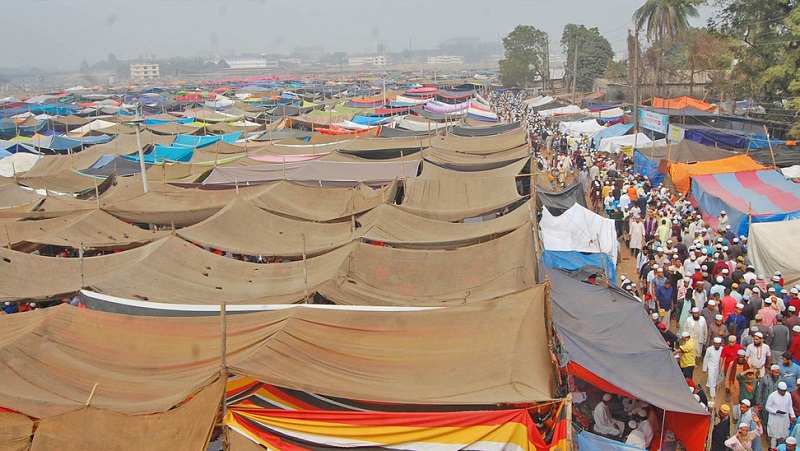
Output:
(633, 0), (703, 96)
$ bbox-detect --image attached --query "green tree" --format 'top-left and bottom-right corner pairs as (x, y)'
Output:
(605, 59), (628, 79)
(561, 24), (615, 92)
(710, 0), (799, 136)
(633, 0), (704, 96)
(499, 25), (550, 89)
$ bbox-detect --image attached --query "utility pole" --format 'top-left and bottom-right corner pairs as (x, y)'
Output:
(571, 28), (579, 104)
(633, 29), (640, 134)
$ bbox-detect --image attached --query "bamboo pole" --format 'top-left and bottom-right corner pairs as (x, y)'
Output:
(220, 299), (228, 420)
(79, 242), (85, 289)
(302, 234), (309, 303)
(764, 125), (777, 169)
(3, 225), (11, 250)
(85, 382), (99, 406)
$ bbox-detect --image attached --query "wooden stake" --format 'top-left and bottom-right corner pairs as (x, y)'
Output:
(85, 382), (99, 406)
(220, 299), (228, 419)
(79, 242), (85, 289)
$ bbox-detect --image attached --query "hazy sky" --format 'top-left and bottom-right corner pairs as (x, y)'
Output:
(2, 0), (712, 71)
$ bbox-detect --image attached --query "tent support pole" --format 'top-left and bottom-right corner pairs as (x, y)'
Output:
(543, 276), (561, 386)
(565, 394), (574, 451)
(220, 299), (228, 419)
(79, 242), (85, 289)
(3, 225), (11, 250)
(94, 179), (100, 207)
(764, 125), (777, 169)
(85, 382), (99, 406)
(528, 187), (541, 283)
(302, 234), (309, 304)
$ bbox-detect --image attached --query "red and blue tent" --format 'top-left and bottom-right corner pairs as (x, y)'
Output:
(691, 169), (800, 236)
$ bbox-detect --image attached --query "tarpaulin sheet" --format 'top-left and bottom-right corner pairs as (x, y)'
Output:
(669, 155), (765, 194)
(691, 169), (800, 236)
(747, 145), (800, 168)
(576, 430), (646, 451)
(651, 96), (715, 111)
(541, 266), (709, 451)
(592, 123), (633, 148)
(451, 122), (520, 137)
(29, 378), (224, 451)
(539, 203), (618, 263)
(633, 150), (664, 185)
(681, 124), (783, 149)
(121, 144), (193, 163)
(172, 132), (241, 148)
(749, 220), (800, 289)
(541, 250), (617, 282)
(536, 182), (587, 212)
(225, 406), (563, 451)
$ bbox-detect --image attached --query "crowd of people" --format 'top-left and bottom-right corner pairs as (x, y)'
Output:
(490, 90), (799, 450)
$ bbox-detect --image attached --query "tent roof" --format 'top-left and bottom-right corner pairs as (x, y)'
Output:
(0, 291), (554, 417)
(542, 266), (708, 415)
(749, 220), (800, 289)
(539, 203), (619, 263)
(178, 197), (353, 257)
(669, 155), (766, 193)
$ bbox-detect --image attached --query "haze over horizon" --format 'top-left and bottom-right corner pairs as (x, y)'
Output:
(2, 0), (711, 71)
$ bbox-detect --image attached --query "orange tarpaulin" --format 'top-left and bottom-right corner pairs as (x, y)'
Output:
(652, 96), (716, 112)
(669, 155), (766, 194)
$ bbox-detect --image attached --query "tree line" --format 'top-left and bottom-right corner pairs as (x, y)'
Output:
(499, 0), (800, 137)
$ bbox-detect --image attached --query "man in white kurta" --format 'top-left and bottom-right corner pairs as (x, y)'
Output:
(703, 337), (724, 398)
(683, 308), (707, 356)
(593, 394), (624, 436)
(625, 420), (647, 448)
(766, 381), (796, 448)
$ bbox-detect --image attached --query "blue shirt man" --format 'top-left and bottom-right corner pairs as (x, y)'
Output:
(726, 306), (748, 342)
(656, 280), (675, 311)
(780, 353), (800, 393)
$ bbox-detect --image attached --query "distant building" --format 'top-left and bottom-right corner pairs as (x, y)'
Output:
(427, 55), (465, 65)
(129, 63), (159, 81)
(222, 57), (278, 70)
(348, 55), (390, 67)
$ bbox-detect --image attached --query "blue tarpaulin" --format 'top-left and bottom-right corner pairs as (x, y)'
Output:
(172, 132), (241, 148)
(575, 430), (646, 451)
(541, 249), (617, 283)
(592, 123), (633, 148)
(350, 115), (393, 126)
(122, 144), (193, 163)
(681, 125), (785, 150)
(144, 117), (195, 125)
(633, 150), (664, 185)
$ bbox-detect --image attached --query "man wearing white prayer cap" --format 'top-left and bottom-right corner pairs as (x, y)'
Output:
(683, 307), (707, 357)
(782, 436), (798, 451)
(746, 332), (772, 377)
(767, 381), (796, 448)
(703, 336), (724, 397)
(624, 420), (647, 447)
(592, 393), (624, 436)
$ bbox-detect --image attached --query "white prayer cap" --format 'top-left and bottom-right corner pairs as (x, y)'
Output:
(792, 288), (799, 294)
(715, 314), (723, 321)
(691, 307), (700, 313)
(693, 394), (701, 401)
(722, 268), (729, 274)
(774, 276), (781, 282)
(755, 332), (764, 338)
(791, 306), (797, 312)
(713, 337), (722, 343)
(716, 276), (724, 283)
(776, 271), (783, 276)
(726, 225), (731, 230)
(751, 325), (759, 332)
(772, 364), (781, 371)
(736, 303), (744, 309)
(787, 437), (797, 445)
(681, 331), (690, 338)
(652, 313), (659, 320)
(729, 335), (737, 342)
(795, 326), (800, 334)
(740, 399), (751, 407)
(765, 298), (773, 304)
(779, 381), (788, 390)
(708, 300), (716, 306)
(720, 210), (726, 215)
(667, 239), (673, 243)
(628, 420), (638, 429)
(738, 422), (749, 430)
(657, 247), (663, 252)
(603, 394), (612, 401)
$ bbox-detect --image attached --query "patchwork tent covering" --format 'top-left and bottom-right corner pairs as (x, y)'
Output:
(178, 198), (354, 257)
(749, 220), (800, 289)
(541, 267), (709, 451)
(357, 201), (531, 249)
(669, 155), (765, 194)
(226, 405), (566, 451)
(429, 128), (527, 155)
(423, 144), (532, 172)
(539, 203), (619, 264)
(690, 169), (800, 236)
(398, 158), (527, 221)
(320, 226), (536, 307)
(0, 294), (556, 418)
(202, 160), (420, 187)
